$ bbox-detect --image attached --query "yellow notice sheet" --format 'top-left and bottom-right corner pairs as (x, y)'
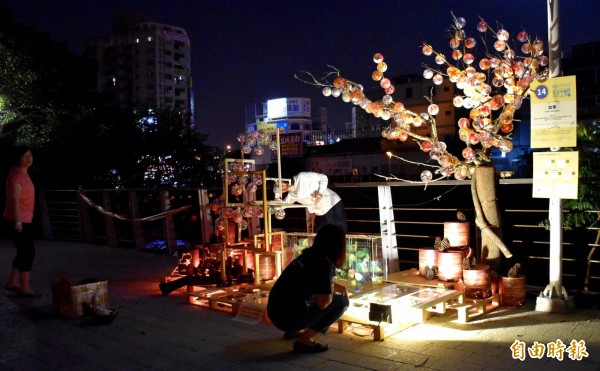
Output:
(530, 75), (577, 149)
(532, 151), (579, 199)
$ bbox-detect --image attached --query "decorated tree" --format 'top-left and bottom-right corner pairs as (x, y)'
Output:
(297, 15), (551, 270)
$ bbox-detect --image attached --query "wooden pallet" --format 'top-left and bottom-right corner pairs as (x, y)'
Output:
(447, 294), (499, 323)
(337, 313), (408, 342)
(187, 286), (270, 323)
(386, 269), (456, 289)
(405, 290), (464, 323)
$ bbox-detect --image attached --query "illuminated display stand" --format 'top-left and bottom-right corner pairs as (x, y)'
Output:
(187, 157), (301, 319)
(286, 233), (481, 340)
(215, 158), (302, 286)
(186, 146), (489, 336)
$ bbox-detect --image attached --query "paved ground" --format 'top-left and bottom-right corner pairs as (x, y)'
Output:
(1, 239), (599, 371)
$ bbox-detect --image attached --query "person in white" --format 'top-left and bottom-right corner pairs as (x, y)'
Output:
(283, 172), (347, 233)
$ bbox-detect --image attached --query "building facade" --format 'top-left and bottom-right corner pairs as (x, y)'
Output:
(96, 15), (193, 116)
(245, 97), (329, 145)
(354, 74), (457, 146)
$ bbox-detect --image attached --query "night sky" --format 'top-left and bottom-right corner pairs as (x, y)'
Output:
(4, 0), (600, 149)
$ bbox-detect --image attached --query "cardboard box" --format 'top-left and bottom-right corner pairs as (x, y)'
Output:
(52, 278), (109, 319)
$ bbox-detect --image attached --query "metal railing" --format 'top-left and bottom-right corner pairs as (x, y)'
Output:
(40, 179), (600, 294)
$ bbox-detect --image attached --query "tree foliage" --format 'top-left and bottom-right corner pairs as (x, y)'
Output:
(0, 7), (221, 189)
(0, 7), (96, 139)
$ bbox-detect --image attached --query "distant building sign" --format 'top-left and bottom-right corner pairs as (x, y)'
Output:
(275, 132), (303, 158)
(530, 75), (577, 149)
(257, 121), (288, 133)
(160, 30), (190, 45)
(256, 121), (277, 132)
(267, 98), (311, 119)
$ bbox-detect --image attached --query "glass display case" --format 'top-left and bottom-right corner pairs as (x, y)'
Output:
(342, 283), (462, 329)
(285, 233), (385, 294)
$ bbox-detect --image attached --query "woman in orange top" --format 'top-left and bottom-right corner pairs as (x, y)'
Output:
(3, 146), (39, 297)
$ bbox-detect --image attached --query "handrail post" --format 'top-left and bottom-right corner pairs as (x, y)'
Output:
(102, 191), (118, 247)
(129, 190), (145, 250)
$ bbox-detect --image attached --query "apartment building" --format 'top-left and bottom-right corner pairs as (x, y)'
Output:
(96, 15), (193, 116)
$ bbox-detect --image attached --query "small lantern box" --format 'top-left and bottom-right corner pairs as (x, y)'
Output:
(52, 278), (109, 319)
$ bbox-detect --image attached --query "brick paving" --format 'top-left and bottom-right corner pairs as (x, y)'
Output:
(1, 239), (599, 370)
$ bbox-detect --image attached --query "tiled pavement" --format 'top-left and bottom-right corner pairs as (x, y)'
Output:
(1, 239), (599, 370)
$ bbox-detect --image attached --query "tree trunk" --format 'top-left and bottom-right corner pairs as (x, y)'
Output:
(471, 166), (512, 272)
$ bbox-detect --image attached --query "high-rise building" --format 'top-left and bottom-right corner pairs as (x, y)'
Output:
(95, 14), (193, 118)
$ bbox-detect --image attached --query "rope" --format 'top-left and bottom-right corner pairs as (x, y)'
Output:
(78, 190), (191, 222)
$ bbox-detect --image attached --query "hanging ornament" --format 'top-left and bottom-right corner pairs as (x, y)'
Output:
(275, 208), (286, 220)
(210, 199), (223, 213)
(477, 21), (488, 32)
(420, 170), (433, 183)
(230, 184), (242, 197)
(233, 209), (243, 224)
(215, 217), (225, 231)
(427, 104), (439, 116)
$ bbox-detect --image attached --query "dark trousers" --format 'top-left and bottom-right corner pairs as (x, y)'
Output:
(315, 201), (348, 233)
(5, 221), (35, 272)
(270, 294), (349, 334)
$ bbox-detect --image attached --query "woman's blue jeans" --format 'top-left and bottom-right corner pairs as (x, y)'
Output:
(270, 294), (350, 334)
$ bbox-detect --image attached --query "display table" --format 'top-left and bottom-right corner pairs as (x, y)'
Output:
(338, 283), (463, 341)
(386, 269), (499, 323)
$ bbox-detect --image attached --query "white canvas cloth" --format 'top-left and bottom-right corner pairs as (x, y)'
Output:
(284, 172), (341, 216)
